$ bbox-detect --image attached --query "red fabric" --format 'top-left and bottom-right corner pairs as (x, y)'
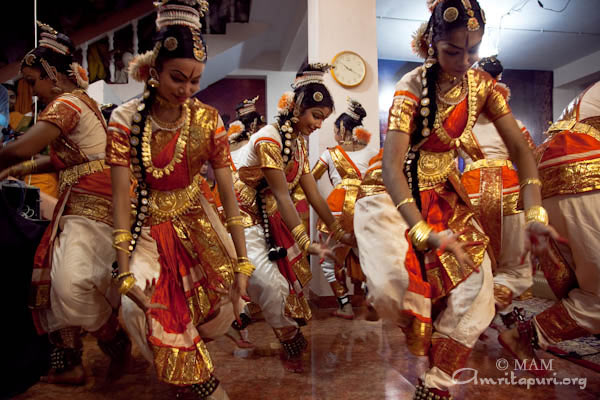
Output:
(149, 222), (212, 336)
(422, 100), (468, 152)
(145, 131), (191, 191)
(539, 130), (600, 167)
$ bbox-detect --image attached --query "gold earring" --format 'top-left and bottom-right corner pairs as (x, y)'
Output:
(51, 86), (63, 94)
(148, 78), (160, 89)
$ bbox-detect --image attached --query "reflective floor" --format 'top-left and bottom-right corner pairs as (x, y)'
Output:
(15, 306), (600, 399)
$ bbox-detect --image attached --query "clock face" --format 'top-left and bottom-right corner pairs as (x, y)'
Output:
(331, 51), (366, 87)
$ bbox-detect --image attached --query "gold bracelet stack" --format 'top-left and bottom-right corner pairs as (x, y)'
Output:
(395, 197), (416, 210)
(226, 216), (245, 230)
(520, 178), (542, 190)
(329, 219), (346, 242)
(291, 224), (311, 253)
(10, 159), (37, 177)
(234, 256), (256, 277)
(408, 220), (433, 251)
(524, 205), (549, 226)
(113, 229), (133, 255)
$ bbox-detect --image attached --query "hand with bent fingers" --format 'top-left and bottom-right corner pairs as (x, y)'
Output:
(522, 222), (566, 264)
(430, 230), (484, 272)
(210, 273), (251, 326)
(310, 233), (342, 263)
(126, 278), (168, 314)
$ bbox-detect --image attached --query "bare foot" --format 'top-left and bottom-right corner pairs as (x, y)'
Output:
(207, 384), (230, 400)
(332, 302), (355, 320)
(499, 327), (536, 361)
(41, 364), (86, 385)
(280, 352), (304, 373)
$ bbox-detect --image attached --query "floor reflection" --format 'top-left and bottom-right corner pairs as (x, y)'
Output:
(14, 306), (600, 399)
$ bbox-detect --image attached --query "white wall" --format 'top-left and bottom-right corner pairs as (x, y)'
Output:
(307, 0), (380, 296)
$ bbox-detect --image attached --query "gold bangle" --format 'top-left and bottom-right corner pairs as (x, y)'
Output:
(408, 220), (433, 252)
(234, 261), (255, 277)
(520, 178), (542, 190)
(116, 271), (134, 281)
(237, 256), (251, 263)
(524, 205), (549, 226)
(395, 197), (416, 210)
(226, 220), (245, 230)
(118, 275), (137, 295)
(112, 243), (131, 255)
(291, 224), (307, 242)
(113, 232), (133, 246)
(112, 229), (131, 235)
(296, 234), (311, 253)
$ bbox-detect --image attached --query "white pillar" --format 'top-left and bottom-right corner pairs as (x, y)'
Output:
(132, 19), (139, 56)
(108, 32), (115, 83)
(81, 42), (89, 72)
(307, 0), (380, 296)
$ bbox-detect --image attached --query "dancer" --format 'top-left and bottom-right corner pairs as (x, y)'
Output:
(354, 1), (560, 397)
(499, 80), (600, 372)
(0, 22), (129, 384)
(312, 98), (375, 319)
(459, 56), (536, 312)
(233, 63), (352, 372)
(106, 1), (252, 398)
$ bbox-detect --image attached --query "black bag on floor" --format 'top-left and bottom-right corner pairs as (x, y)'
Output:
(0, 181), (50, 399)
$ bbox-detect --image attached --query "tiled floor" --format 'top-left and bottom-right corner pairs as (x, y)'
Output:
(13, 306), (600, 399)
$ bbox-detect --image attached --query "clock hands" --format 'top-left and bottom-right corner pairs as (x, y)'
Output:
(341, 63), (361, 77)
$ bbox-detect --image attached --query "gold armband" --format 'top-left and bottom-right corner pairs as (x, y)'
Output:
(113, 232), (133, 246)
(395, 197), (416, 210)
(520, 178), (542, 190)
(524, 205), (549, 226)
(226, 216), (245, 230)
(118, 274), (137, 295)
(112, 244), (131, 256)
(408, 220), (433, 252)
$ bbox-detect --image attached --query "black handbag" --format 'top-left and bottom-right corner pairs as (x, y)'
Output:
(0, 179), (41, 220)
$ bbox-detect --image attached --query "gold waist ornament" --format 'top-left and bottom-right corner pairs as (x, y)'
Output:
(148, 174), (204, 224)
(58, 159), (107, 195)
(463, 159), (514, 173)
(417, 150), (457, 189)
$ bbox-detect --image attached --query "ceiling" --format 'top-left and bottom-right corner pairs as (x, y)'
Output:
(376, 0), (600, 70)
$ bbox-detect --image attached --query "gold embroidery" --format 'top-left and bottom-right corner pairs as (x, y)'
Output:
(537, 239), (577, 299)
(152, 341), (214, 385)
(63, 192), (112, 226)
(494, 283), (513, 311)
(284, 293), (312, 321)
(256, 141), (284, 170)
(540, 158), (600, 198)
(401, 317), (433, 356)
(58, 160), (107, 195)
(430, 336), (472, 376)
(463, 159), (514, 173)
(535, 302), (590, 343)
(388, 96), (418, 133)
(479, 167), (503, 261)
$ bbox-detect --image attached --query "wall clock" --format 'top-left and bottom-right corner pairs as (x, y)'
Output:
(331, 50), (367, 88)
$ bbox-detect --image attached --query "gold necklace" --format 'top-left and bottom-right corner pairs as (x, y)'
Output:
(150, 111), (185, 132)
(141, 102), (191, 179)
(432, 70), (478, 149)
(436, 76), (468, 105)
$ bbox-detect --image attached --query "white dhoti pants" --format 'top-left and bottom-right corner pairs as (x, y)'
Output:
(244, 224), (298, 330)
(45, 215), (119, 333)
(355, 193), (495, 391)
(534, 192), (600, 348)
